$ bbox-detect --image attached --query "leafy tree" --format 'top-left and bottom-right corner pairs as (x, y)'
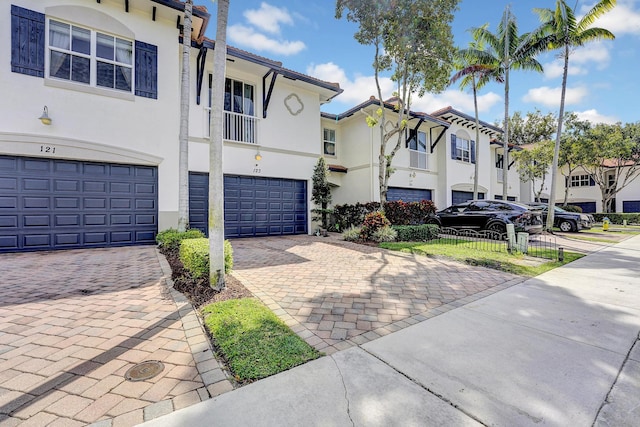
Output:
(452, 28), (502, 200)
(471, 6), (545, 199)
(512, 140), (554, 202)
(336, 0), (458, 205)
(208, 0), (229, 290)
(178, 0), (193, 232)
(311, 157), (332, 229)
(534, 0), (616, 229)
(580, 122), (640, 213)
(499, 109), (557, 146)
(558, 112), (591, 205)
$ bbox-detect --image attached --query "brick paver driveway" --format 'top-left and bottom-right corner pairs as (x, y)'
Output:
(232, 234), (526, 354)
(0, 246), (231, 426)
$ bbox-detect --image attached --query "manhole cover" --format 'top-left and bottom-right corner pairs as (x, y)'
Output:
(125, 361), (164, 381)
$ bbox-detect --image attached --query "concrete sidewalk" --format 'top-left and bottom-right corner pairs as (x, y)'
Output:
(142, 235), (640, 427)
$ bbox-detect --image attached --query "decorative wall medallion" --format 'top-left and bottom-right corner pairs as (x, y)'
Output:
(284, 93), (304, 116)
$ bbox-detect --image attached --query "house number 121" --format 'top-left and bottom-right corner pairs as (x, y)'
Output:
(40, 145), (56, 154)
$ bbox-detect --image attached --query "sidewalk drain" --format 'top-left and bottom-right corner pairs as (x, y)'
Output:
(125, 361), (164, 381)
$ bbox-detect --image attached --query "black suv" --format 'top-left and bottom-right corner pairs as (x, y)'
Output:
(429, 200), (544, 234)
(527, 203), (594, 232)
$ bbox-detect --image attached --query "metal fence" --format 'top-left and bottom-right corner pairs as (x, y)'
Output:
(433, 227), (559, 261)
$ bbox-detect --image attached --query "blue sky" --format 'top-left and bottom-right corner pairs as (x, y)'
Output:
(203, 0), (639, 125)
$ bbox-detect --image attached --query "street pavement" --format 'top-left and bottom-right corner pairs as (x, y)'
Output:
(142, 234), (640, 427)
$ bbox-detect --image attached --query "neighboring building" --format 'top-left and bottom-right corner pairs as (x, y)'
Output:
(321, 103), (509, 211)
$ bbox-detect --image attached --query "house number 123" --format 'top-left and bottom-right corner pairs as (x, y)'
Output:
(40, 145), (56, 154)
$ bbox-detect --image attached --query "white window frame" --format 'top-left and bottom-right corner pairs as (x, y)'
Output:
(46, 18), (133, 93)
(455, 137), (471, 163)
(570, 174), (590, 187)
(409, 130), (428, 169)
(323, 128), (336, 156)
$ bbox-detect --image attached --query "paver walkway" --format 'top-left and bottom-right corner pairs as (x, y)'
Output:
(0, 246), (231, 426)
(232, 234), (526, 354)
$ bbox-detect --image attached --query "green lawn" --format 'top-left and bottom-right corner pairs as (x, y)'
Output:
(380, 239), (584, 277)
(202, 298), (320, 383)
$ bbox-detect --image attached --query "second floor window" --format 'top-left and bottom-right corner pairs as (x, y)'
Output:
(48, 19), (133, 92)
(570, 174), (592, 187)
(323, 129), (336, 156)
(225, 78), (255, 116)
(408, 130), (427, 169)
(210, 76), (258, 143)
(451, 134), (475, 164)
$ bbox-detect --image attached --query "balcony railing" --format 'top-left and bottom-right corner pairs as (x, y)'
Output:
(205, 109), (259, 144)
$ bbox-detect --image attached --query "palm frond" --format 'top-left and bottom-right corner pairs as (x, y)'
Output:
(578, 0), (617, 31)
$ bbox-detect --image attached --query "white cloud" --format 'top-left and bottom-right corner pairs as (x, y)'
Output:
(575, 109), (619, 124)
(228, 24), (305, 56)
(307, 62), (501, 116)
(244, 2), (293, 34)
(523, 86), (588, 107)
(581, 1), (640, 35)
(543, 42), (611, 79)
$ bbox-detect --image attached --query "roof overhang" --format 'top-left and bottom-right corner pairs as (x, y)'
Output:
(433, 107), (503, 137)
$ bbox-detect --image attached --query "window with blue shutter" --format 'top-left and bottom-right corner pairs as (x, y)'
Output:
(470, 140), (476, 164)
(135, 41), (158, 99)
(11, 5), (45, 78)
(450, 134), (457, 160)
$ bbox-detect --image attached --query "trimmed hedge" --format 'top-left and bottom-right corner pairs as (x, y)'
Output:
(180, 238), (233, 279)
(393, 224), (440, 242)
(592, 213), (640, 225)
(331, 200), (437, 231)
(156, 228), (205, 251)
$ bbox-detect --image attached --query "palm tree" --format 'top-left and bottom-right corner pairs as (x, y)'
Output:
(451, 30), (503, 200)
(471, 6), (546, 199)
(535, 0), (616, 231)
(208, 0), (230, 290)
(178, 0), (193, 232)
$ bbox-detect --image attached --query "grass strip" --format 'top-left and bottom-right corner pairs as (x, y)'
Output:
(380, 240), (584, 277)
(202, 298), (320, 382)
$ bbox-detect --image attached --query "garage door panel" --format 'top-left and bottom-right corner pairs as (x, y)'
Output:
(0, 197), (18, 209)
(190, 173), (307, 238)
(55, 215), (80, 226)
(111, 199), (131, 209)
(84, 181), (106, 192)
(24, 159), (50, 172)
(135, 199), (155, 210)
(623, 201), (640, 213)
(24, 234), (51, 247)
(55, 233), (80, 245)
(85, 232), (108, 244)
(53, 161), (80, 174)
(0, 235), (18, 249)
(111, 214), (132, 225)
(135, 183), (155, 194)
(85, 214), (107, 226)
(0, 216), (18, 228)
(85, 198), (107, 209)
(23, 178), (50, 191)
(55, 198), (80, 209)
(55, 180), (80, 192)
(24, 197), (50, 209)
(135, 214), (155, 225)
(111, 231), (133, 242)
(388, 187), (433, 203)
(24, 215), (50, 227)
(111, 182), (132, 193)
(84, 164), (107, 175)
(0, 177), (17, 190)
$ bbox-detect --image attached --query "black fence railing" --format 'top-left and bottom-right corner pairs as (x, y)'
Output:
(432, 227), (559, 261)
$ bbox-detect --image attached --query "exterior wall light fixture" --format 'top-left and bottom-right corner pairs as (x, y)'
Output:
(39, 106), (52, 125)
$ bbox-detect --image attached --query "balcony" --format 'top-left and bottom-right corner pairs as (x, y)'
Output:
(206, 109), (259, 144)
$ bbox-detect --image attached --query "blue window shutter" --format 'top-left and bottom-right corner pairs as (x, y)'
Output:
(135, 41), (158, 99)
(11, 5), (45, 78)
(565, 176), (569, 187)
(589, 176), (595, 186)
(470, 140), (476, 164)
(450, 134), (457, 160)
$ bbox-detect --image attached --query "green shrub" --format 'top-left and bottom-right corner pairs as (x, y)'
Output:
(156, 228), (205, 251)
(393, 224), (440, 242)
(592, 213), (640, 225)
(360, 211), (391, 240)
(342, 226), (362, 241)
(331, 202), (381, 231)
(371, 225), (397, 243)
(179, 238), (233, 279)
(561, 205), (583, 213)
(384, 200), (437, 225)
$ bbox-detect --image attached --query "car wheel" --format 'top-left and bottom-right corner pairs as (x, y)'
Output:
(486, 222), (506, 233)
(559, 220), (575, 232)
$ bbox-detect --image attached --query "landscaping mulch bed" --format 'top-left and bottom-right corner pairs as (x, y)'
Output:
(161, 247), (253, 308)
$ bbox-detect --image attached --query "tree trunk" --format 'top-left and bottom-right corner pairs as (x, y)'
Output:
(177, 0), (192, 232)
(472, 77), (480, 200)
(547, 42), (569, 231)
(502, 27), (510, 200)
(208, 0), (229, 290)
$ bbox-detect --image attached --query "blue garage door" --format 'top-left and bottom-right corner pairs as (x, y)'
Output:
(623, 200), (640, 212)
(387, 187), (432, 203)
(570, 202), (596, 213)
(0, 155), (157, 252)
(189, 173), (307, 238)
(452, 190), (485, 205)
